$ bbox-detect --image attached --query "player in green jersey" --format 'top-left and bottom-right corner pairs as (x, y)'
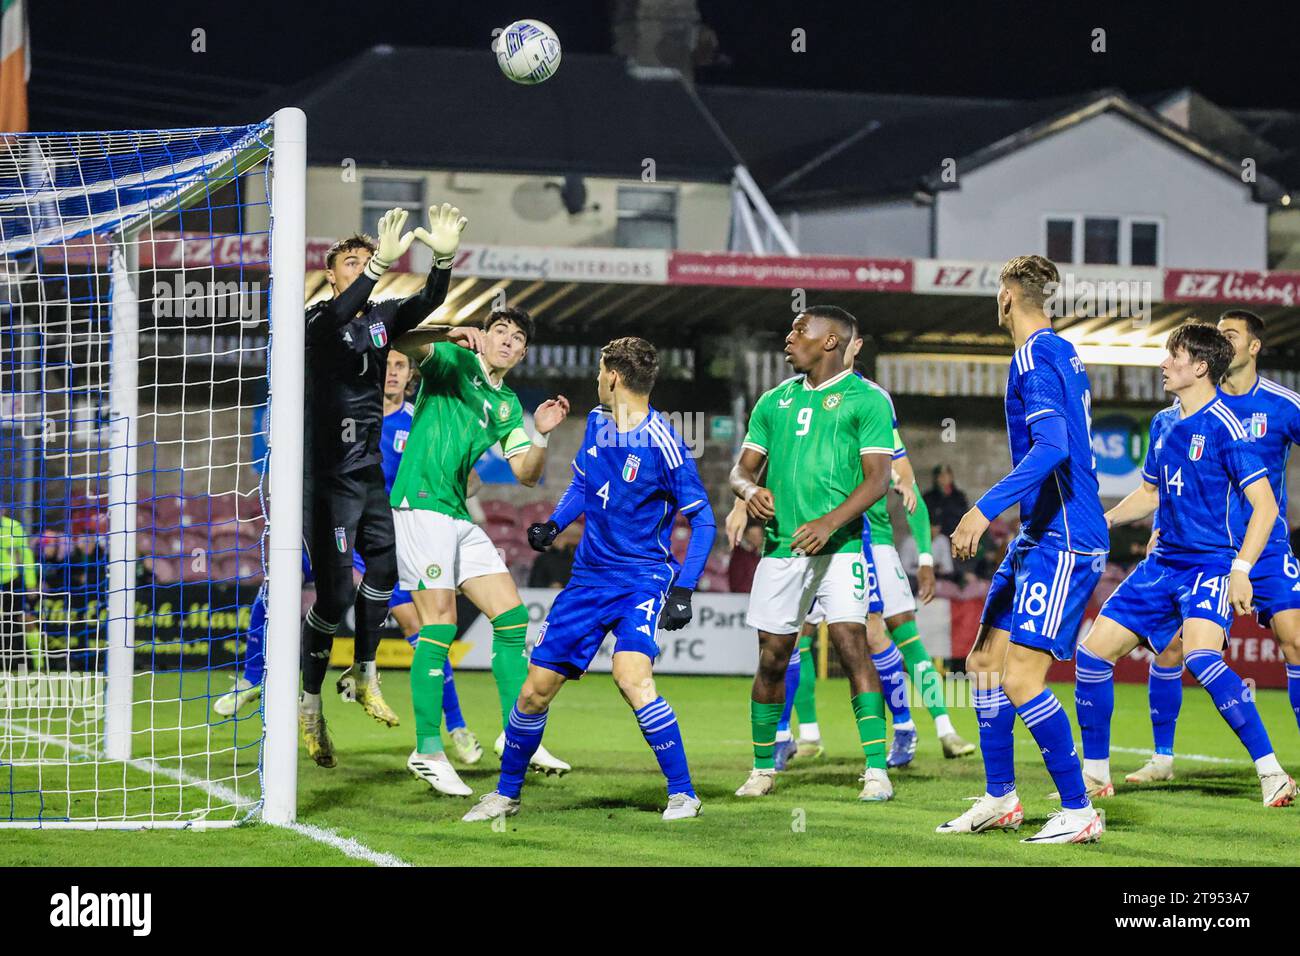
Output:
(726, 335), (976, 766)
(730, 306), (897, 801)
(393, 306), (572, 796)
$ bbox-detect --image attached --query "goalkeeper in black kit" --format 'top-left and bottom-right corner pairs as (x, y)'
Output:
(299, 203), (469, 768)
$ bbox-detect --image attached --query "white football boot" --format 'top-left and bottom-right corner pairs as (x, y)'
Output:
(213, 676), (261, 717)
(858, 768), (894, 802)
(936, 792), (1025, 834)
(1125, 755), (1175, 784)
(1261, 772), (1297, 807)
(1021, 806), (1103, 844)
(734, 768), (776, 797)
(407, 750), (473, 797)
(662, 793), (702, 821)
(462, 791), (521, 822)
(494, 732), (571, 775)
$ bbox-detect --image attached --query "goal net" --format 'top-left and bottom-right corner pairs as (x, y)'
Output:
(0, 110), (306, 828)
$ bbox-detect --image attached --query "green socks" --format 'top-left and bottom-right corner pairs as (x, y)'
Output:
(891, 620), (947, 720)
(490, 604), (530, 727)
(750, 700), (783, 769)
(852, 692), (887, 770)
(794, 633), (818, 725)
(411, 623), (456, 754)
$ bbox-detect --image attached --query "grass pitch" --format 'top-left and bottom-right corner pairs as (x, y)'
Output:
(2, 670), (1297, 866)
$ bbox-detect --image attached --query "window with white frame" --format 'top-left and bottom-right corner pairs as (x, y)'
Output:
(1044, 215), (1162, 266)
(361, 177), (424, 234)
(616, 186), (677, 249)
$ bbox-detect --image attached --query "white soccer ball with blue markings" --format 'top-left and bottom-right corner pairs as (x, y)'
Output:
(494, 19), (562, 85)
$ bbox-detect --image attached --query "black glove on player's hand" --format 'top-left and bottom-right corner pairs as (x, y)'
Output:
(660, 586), (694, 631)
(527, 520), (560, 553)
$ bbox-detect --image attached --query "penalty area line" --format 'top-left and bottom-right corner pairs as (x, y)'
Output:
(0, 719), (410, 866)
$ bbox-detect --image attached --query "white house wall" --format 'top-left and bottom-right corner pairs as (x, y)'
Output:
(934, 111), (1266, 270)
(783, 198), (931, 257)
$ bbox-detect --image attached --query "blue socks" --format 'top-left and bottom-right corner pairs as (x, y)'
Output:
(498, 705), (548, 799)
(442, 659), (466, 731)
(635, 697), (694, 797)
(1149, 663), (1184, 756)
(1017, 690), (1088, 810)
(1185, 649), (1274, 761)
(973, 686), (1016, 797)
(777, 646), (800, 734)
(242, 590), (266, 686)
(872, 644), (911, 723)
(1074, 645), (1115, 761)
(1287, 664), (1300, 735)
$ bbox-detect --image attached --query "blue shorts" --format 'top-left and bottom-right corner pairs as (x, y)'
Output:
(352, 552), (411, 609)
(1251, 541), (1300, 627)
(1098, 552), (1233, 654)
(530, 582), (665, 680)
(982, 535), (1105, 661)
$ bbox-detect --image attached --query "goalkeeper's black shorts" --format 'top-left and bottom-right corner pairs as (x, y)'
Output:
(302, 463), (395, 584)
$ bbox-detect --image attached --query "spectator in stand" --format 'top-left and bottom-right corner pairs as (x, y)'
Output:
(727, 523), (765, 593)
(923, 464), (969, 540)
(900, 523), (957, 584)
(1108, 518), (1155, 570)
(528, 522), (580, 589)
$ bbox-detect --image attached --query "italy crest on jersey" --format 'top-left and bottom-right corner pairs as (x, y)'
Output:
(334, 526), (347, 552)
(368, 321), (388, 348)
(1189, 433), (1205, 461)
(1250, 412), (1268, 439)
(622, 454), (641, 482)
(394, 430), (408, 452)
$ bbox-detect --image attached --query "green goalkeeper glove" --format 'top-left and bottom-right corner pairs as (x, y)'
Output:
(364, 207), (416, 281)
(414, 202), (469, 268)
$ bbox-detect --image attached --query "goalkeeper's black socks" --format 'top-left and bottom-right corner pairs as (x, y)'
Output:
(352, 581), (393, 666)
(301, 606), (338, 695)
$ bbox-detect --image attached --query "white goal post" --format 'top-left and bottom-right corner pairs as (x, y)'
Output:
(0, 107), (305, 828)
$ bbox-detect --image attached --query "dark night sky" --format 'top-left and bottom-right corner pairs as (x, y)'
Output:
(27, 0), (1300, 124)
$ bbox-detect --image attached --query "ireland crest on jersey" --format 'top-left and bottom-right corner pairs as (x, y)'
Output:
(622, 454), (641, 482)
(1189, 434), (1205, 461)
(368, 321), (388, 348)
(1250, 412), (1268, 439)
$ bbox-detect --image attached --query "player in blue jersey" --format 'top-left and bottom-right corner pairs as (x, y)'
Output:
(937, 256), (1109, 844)
(1075, 321), (1296, 809)
(1120, 310), (1300, 789)
(462, 337), (717, 823)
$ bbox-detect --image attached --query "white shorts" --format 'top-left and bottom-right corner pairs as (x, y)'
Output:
(747, 551), (870, 635)
(393, 508), (508, 591)
(872, 544), (916, 618)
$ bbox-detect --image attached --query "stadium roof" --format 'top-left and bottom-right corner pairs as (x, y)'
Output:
(234, 46), (740, 183)
(705, 86), (1289, 206)
(236, 53), (1294, 209)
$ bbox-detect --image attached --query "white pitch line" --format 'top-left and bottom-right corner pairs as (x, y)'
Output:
(1, 719), (409, 867)
(1110, 745), (1248, 766)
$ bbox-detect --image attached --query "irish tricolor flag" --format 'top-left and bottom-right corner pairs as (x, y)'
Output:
(0, 0), (27, 132)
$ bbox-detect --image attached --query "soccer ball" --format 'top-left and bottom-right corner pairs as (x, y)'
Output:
(494, 19), (562, 85)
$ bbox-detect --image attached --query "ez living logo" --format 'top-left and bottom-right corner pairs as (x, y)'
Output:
(50, 886), (152, 936)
